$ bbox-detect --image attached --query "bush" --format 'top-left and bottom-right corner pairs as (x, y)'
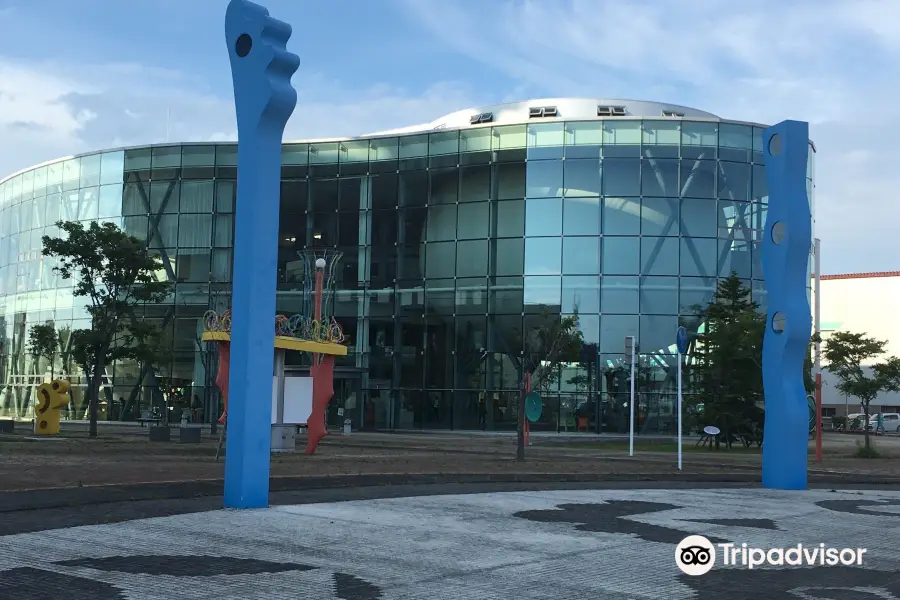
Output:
(855, 440), (880, 459)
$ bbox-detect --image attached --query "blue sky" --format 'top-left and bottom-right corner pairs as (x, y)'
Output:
(0, 0), (897, 274)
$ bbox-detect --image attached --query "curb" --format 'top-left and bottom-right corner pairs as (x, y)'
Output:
(4, 471), (900, 513)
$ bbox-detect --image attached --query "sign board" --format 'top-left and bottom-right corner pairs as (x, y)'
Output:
(525, 392), (542, 423)
(624, 336), (635, 364)
(271, 376), (313, 425)
(676, 326), (688, 354)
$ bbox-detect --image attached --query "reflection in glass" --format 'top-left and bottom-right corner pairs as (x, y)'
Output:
(525, 197), (562, 237)
(563, 197), (600, 236)
(602, 237), (639, 275)
(602, 197), (640, 235)
(562, 237), (600, 274)
(526, 160), (563, 198)
(601, 276), (638, 314)
(562, 276), (600, 313)
(525, 237), (561, 275)
(524, 275), (561, 308)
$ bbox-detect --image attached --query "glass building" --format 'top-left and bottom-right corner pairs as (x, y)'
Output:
(0, 98), (815, 433)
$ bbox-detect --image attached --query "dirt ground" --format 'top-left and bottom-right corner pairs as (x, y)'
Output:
(1, 428), (898, 492)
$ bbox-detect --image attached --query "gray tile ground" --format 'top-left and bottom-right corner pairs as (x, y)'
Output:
(2, 487), (900, 599)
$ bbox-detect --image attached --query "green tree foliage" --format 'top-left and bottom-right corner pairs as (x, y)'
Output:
(42, 221), (172, 437)
(514, 308), (585, 461)
(692, 273), (765, 447)
(823, 331), (900, 454)
(27, 321), (59, 378)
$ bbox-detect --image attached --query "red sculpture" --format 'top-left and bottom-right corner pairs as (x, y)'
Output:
(216, 341), (231, 425)
(305, 354), (335, 454)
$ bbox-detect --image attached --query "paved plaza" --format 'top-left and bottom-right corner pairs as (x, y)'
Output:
(2, 486), (900, 599)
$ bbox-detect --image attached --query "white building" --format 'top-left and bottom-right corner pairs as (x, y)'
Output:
(819, 271), (900, 416)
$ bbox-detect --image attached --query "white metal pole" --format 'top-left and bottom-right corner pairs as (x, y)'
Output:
(629, 337), (635, 457)
(677, 351), (683, 470)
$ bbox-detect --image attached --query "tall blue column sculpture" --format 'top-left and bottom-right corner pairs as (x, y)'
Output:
(223, 0), (299, 508)
(761, 120), (812, 490)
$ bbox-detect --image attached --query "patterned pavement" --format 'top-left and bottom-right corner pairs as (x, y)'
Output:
(2, 487), (900, 599)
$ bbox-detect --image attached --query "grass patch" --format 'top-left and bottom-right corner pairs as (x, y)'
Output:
(854, 440), (882, 458)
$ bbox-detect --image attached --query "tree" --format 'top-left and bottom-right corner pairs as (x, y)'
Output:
(513, 309), (585, 461)
(28, 322), (59, 380)
(822, 331), (900, 454)
(42, 221), (172, 437)
(692, 273), (765, 447)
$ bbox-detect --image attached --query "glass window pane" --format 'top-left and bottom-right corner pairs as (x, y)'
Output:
(399, 171), (426, 207)
(602, 121), (641, 145)
(719, 123), (753, 149)
(564, 159), (601, 196)
(562, 237), (600, 275)
(214, 214), (233, 247)
(216, 145), (237, 167)
(399, 135), (428, 159)
(642, 121), (680, 145)
(680, 159), (716, 198)
(426, 205), (456, 241)
(718, 161), (750, 201)
(460, 165), (490, 202)
(429, 131), (459, 156)
(178, 214), (212, 247)
(283, 144), (309, 165)
(525, 197), (562, 236)
(563, 197), (600, 236)
(98, 184), (123, 219)
(457, 240), (488, 277)
(602, 237), (639, 275)
(681, 122), (717, 147)
(718, 238), (752, 279)
(679, 277), (715, 314)
(493, 238), (524, 277)
(151, 146), (181, 168)
(430, 168), (457, 204)
(680, 198), (717, 238)
(524, 275), (560, 308)
(640, 276), (678, 314)
(641, 197), (678, 236)
(752, 164), (767, 203)
(180, 180), (215, 213)
(562, 275), (600, 313)
(493, 125), (526, 149)
(602, 197), (640, 235)
(640, 315), (677, 353)
(425, 241), (455, 278)
(460, 129), (491, 153)
(182, 145), (215, 167)
(100, 152), (125, 185)
(458, 202), (489, 239)
(310, 142), (341, 164)
(641, 237), (678, 275)
(600, 314), (638, 353)
(215, 181), (235, 213)
(32, 166), (47, 196)
(62, 158), (80, 190)
(525, 237), (561, 275)
(526, 160), (563, 197)
(565, 122), (603, 146)
(78, 187), (99, 221)
(679, 238), (716, 277)
(371, 174), (398, 210)
(493, 200), (524, 238)
(602, 158), (640, 196)
(494, 162), (525, 200)
(641, 158), (678, 196)
(528, 122), (565, 147)
(211, 249), (232, 282)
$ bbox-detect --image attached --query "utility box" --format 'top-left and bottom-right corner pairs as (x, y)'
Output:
(270, 423), (296, 452)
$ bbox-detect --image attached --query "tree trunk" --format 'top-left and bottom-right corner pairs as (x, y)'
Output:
(88, 354), (107, 438)
(516, 386), (526, 462)
(864, 405), (871, 451)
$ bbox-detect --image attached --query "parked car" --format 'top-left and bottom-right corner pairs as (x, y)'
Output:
(868, 413), (900, 433)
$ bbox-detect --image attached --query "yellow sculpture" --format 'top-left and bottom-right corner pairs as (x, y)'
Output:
(34, 380), (69, 435)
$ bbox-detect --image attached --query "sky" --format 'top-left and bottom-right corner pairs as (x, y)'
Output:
(0, 0), (896, 275)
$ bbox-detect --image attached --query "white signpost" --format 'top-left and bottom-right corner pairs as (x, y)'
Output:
(675, 326), (688, 471)
(625, 336), (636, 456)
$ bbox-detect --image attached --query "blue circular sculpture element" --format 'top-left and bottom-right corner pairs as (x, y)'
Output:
(525, 392), (542, 423)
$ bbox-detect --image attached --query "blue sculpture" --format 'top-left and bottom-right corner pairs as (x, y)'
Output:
(223, 0), (299, 509)
(761, 120), (812, 490)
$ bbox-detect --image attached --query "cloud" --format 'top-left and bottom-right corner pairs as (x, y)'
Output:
(0, 57), (475, 179)
(401, 0), (900, 274)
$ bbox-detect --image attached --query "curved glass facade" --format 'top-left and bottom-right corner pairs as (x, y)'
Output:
(0, 116), (814, 433)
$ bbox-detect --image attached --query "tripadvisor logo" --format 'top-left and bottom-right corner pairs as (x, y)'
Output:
(675, 535), (867, 575)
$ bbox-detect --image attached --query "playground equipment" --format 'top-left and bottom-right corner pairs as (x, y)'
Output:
(33, 380), (70, 435)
